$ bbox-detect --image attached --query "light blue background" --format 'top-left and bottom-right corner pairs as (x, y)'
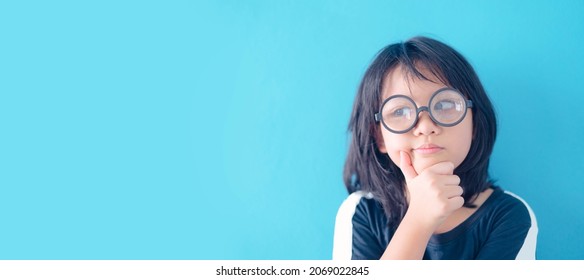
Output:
(1, 0), (583, 260)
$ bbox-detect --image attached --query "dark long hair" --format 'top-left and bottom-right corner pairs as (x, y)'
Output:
(343, 36), (497, 229)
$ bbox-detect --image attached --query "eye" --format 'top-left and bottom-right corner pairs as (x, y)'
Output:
(389, 106), (412, 118)
(433, 99), (458, 112)
(381, 96), (416, 123)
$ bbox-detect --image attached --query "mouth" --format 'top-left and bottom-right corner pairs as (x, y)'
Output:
(413, 143), (444, 155)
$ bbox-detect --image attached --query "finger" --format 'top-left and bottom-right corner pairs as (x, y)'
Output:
(425, 161), (455, 175)
(424, 174), (460, 187)
(447, 196), (465, 210)
(443, 185), (464, 198)
(443, 174), (461, 186)
(399, 151), (418, 182)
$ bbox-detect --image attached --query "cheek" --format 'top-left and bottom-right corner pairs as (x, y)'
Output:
(380, 131), (409, 166)
(450, 115), (474, 168)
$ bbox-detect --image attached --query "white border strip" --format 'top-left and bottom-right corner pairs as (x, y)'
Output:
(505, 191), (539, 260)
(332, 191), (373, 260)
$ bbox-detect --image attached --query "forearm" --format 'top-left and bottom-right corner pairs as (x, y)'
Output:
(379, 213), (435, 260)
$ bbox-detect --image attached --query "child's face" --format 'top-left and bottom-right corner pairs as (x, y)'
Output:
(377, 65), (473, 174)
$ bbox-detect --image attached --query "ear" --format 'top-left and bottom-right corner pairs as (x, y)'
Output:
(375, 128), (387, 153)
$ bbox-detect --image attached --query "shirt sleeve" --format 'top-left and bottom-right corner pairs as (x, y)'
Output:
(351, 198), (386, 260)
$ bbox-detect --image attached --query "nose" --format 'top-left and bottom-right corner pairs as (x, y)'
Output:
(412, 111), (441, 136)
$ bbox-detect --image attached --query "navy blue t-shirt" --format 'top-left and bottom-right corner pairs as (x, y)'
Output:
(345, 187), (537, 260)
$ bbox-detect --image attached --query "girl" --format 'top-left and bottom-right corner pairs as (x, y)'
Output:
(333, 36), (538, 260)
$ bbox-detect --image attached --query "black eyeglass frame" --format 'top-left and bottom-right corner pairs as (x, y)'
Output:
(374, 87), (473, 134)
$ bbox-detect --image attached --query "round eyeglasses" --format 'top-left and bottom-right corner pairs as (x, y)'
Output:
(374, 88), (473, 134)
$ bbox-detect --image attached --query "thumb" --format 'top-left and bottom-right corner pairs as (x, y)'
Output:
(399, 151), (418, 182)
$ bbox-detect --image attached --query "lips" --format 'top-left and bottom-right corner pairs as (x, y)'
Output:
(414, 143), (444, 154)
